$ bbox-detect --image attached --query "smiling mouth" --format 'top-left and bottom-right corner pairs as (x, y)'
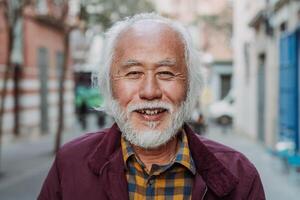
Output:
(133, 108), (168, 121)
(134, 108), (167, 115)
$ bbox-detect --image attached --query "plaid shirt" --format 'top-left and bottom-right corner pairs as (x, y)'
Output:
(121, 130), (196, 200)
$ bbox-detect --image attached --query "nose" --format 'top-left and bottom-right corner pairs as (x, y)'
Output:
(139, 74), (163, 100)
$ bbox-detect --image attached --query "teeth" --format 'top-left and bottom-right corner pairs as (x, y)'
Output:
(137, 109), (164, 115)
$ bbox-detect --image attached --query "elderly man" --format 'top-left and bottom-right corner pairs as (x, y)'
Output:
(39, 13), (265, 200)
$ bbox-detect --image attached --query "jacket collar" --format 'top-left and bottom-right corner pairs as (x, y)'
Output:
(184, 124), (239, 197)
(88, 123), (124, 175)
(88, 123), (238, 198)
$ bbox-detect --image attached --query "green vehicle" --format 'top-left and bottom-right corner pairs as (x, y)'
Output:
(75, 86), (104, 111)
(75, 86), (105, 129)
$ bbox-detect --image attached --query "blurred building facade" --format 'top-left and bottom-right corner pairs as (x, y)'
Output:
(233, 0), (300, 150)
(0, 0), (75, 138)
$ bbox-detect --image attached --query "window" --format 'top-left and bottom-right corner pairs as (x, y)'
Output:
(53, 0), (63, 6)
(280, 21), (287, 33)
(243, 42), (250, 84)
(220, 74), (232, 99)
(36, 0), (48, 14)
(56, 51), (64, 84)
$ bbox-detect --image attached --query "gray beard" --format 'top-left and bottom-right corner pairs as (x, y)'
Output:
(109, 99), (188, 149)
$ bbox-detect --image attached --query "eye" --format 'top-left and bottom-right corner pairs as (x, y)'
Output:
(157, 71), (175, 79)
(125, 71), (143, 79)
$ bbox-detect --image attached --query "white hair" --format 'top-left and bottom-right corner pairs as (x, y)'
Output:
(98, 13), (202, 121)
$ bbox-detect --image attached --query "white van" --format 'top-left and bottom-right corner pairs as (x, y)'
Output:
(208, 90), (235, 125)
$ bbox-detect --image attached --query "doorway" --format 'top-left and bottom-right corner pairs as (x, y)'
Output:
(257, 53), (266, 142)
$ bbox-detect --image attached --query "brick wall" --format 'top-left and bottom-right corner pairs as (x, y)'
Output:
(0, 5), (8, 66)
(0, 11), (75, 137)
(20, 16), (74, 136)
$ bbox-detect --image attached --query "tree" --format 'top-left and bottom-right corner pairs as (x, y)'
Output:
(54, 28), (71, 153)
(54, 1), (73, 153)
(0, 0), (29, 172)
(80, 0), (154, 30)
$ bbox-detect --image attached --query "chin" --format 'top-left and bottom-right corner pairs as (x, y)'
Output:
(122, 127), (175, 149)
(131, 118), (166, 131)
(120, 117), (181, 149)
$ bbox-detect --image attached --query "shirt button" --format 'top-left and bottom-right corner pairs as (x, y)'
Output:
(148, 179), (154, 186)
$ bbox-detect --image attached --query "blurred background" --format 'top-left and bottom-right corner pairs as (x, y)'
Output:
(0, 0), (300, 199)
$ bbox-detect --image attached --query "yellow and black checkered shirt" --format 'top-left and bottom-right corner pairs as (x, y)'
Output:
(121, 130), (196, 200)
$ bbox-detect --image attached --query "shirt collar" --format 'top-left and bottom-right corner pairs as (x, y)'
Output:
(121, 136), (135, 168)
(174, 129), (196, 174)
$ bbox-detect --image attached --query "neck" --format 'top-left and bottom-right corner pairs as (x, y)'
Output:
(133, 136), (179, 171)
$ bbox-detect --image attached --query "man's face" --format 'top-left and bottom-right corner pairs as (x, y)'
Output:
(110, 22), (188, 148)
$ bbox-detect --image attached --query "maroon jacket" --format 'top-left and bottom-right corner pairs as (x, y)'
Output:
(38, 124), (265, 200)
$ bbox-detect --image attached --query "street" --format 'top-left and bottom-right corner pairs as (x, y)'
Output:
(206, 125), (300, 200)
(0, 119), (299, 200)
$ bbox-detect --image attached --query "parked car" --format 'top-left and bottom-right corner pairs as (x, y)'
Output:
(208, 90), (234, 125)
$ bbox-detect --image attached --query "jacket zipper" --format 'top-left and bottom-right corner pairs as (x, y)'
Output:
(201, 186), (208, 200)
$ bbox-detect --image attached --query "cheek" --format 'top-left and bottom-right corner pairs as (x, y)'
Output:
(111, 80), (139, 106)
(160, 81), (187, 104)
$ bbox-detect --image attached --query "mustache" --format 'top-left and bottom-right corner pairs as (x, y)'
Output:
(127, 101), (174, 113)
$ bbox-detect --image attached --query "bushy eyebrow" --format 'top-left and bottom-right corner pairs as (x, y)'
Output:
(156, 59), (176, 67)
(121, 58), (176, 68)
(121, 59), (142, 68)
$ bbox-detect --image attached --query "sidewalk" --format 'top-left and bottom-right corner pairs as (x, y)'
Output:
(206, 125), (300, 200)
(0, 114), (106, 200)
